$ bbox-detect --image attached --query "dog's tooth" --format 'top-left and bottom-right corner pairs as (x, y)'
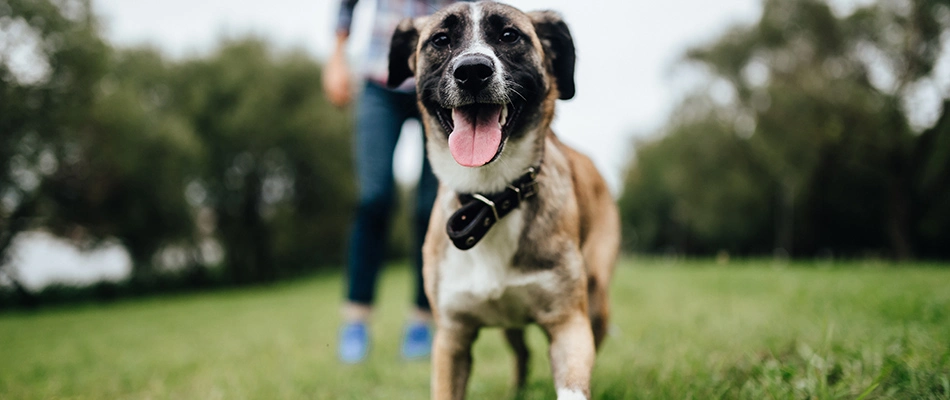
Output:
(500, 105), (508, 126)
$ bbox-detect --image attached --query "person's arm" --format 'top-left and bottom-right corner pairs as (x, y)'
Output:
(323, 0), (358, 108)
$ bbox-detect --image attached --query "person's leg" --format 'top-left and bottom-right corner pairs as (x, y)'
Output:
(413, 146), (438, 312)
(402, 116), (439, 360)
(341, 81), (407, 362)
(346, 81), (404, 308)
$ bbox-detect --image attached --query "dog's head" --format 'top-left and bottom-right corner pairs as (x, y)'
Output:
(388, 1), (575, 191)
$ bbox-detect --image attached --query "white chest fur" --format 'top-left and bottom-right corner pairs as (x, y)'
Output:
(436, 209), (559, 327)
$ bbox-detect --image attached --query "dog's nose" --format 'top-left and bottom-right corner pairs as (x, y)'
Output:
(453, 55), (494, 92)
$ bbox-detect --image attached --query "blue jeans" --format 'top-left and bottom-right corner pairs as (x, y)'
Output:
(346, 81), (438, 311)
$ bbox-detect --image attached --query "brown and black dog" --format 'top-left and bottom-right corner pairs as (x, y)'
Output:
(387, 2), (620, 399)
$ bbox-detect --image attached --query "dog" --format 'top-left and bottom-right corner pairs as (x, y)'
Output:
(387, 2), (620, 399)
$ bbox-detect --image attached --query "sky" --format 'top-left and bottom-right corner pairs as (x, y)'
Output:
(92, 0), (764, 193)
(5, 232), (130, 290)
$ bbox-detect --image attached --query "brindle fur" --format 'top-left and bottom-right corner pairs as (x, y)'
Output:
(388, 2), (619, 399)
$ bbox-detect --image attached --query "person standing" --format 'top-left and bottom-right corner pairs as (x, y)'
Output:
(324, 0), (470, 364)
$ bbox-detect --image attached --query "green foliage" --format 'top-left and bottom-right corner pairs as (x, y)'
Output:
(1, 1), (199, 271)
(620, 99), (773, 253)
(1, 0), (355, 287)
(1, 259), (948, 398)
(1, 0), (109, 252)
(169, 39), (354, 282)
(1, 0), (200, 273)
(50, 47), (202, 269)
(620, 0), (950, 258)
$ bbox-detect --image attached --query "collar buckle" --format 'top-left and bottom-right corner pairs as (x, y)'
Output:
(470, 193), (499, 222)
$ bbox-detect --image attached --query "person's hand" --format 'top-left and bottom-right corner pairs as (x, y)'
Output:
(323, 34), (352, 108)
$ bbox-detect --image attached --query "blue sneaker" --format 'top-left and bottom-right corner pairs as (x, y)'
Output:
(339, 322), (369, 364)
(401, 321), (432, 360)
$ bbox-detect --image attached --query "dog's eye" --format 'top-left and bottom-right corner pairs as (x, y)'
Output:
(500, 29), (521, 44)
(431, 33), (451, 48)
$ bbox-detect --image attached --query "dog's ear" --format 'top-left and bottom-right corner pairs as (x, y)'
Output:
(387, 18), (420, 88)
(529, 11), (576, 100)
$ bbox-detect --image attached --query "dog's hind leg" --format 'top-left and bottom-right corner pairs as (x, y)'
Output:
(587, 279), (609, 350)
(581, 189), (620, 351)
(503, 328), (530, 389)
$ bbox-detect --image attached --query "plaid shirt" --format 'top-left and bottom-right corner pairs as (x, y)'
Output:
(336, 0), (471, 86)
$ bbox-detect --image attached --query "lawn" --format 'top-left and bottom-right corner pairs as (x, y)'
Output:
(1, 258), (949, 399)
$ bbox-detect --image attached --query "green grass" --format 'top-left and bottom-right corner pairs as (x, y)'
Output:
(1, 258), (949, 399)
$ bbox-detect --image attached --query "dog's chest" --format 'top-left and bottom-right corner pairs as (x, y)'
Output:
(437, 210), (559, 327)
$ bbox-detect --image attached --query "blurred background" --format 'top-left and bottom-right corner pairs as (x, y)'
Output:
(1, 0), (948, 307)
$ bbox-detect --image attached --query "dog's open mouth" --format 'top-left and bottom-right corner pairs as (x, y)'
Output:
(436, 103), (520, 167)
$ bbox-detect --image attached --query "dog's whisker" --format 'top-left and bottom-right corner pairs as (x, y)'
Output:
(506, 80), (529, 102)
(512, 89), (527, 102)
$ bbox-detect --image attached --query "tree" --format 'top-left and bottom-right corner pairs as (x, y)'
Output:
(620, 0), (950, 258)
(1, 0), (203, 279)
(619, 96), (773, 255)
(2, 0), (109, 265)
(169, 39), (354, 283)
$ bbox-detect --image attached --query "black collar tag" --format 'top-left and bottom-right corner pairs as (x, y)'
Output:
(446, 166), (540, 250)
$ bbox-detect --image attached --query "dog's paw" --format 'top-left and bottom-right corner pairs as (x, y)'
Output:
(556, 389), (588, 400)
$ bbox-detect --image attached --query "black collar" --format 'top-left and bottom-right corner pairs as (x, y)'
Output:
(446, 166), (541, 250)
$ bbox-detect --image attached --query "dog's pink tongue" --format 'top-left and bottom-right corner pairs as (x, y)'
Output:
(449, 105), (503, 167)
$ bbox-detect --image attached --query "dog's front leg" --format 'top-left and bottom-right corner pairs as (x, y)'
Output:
(431, 324), (479, 400)
(545, 313), (595, 400)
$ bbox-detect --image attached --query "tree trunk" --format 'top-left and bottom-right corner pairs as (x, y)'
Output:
(886, 172), (914, 260)
(775, 178), (795, 256)
(0, 194), (39, 306)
